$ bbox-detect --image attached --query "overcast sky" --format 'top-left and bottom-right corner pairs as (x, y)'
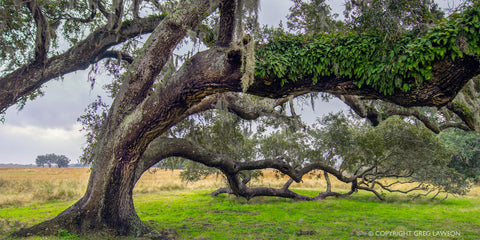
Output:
(0, 0), (454, 164)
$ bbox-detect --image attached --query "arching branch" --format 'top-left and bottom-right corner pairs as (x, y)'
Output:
(177, 92), (290, 121)
(0, 14), (166, 111)
(136, 136), (359, 200)
(446, 102), (476, 131)
(135, 137), (304, 183)
(97, 51), (134, 64)
(336, 94), (474, 133)
(335, 94), (381, 126)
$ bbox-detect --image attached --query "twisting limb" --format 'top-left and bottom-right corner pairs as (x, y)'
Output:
(446, 102), (476, 131)
(375, 181), (426, 194)
(412, 189), (436, 200)
(298, 162), (355, 183)
(135, 137), (304, 183)
(439, 122), (471, 131)
(336, 94), (473, 133)
(25, 0), (50, 63)
(136, 136), (362, 200)
(375, 179), (417, 189)
(387, 107), (441, 133)
(137, 134), (447, 202)
(353, 166), (376, 179)
(357, 185), (385, 201)
(174, 92), (294, 130)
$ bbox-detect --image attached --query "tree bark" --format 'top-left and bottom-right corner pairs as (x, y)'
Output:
(6, 2), (480, 238)
(217, 0), (236, 46)
(11, 39), (480, 238)
(11, 1), (217, 238)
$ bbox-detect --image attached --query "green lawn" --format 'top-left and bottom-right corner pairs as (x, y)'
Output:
(1, 190), (479, 239)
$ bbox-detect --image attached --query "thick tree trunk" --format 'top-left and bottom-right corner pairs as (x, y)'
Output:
(11, 1), (217, 238)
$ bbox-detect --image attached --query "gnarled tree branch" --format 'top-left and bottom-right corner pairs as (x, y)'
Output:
(0, 14), (165, 111)
(336, 94), (474, 133)
(135, 137), (303, 184)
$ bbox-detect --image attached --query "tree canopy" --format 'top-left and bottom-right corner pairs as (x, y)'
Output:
(441, 128), (480, 182)
(2, 0), (480, 238)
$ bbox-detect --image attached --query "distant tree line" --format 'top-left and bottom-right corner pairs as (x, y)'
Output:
(35, 154), (70, 168)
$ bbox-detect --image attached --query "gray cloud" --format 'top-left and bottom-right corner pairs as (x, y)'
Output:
(0, 123), (85, 165)
(0, 70), (112, 164)
(259, 0), (292, 26)
(3, 71), (111, 129)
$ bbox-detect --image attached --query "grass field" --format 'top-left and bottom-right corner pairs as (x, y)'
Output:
(1, 167), (479, 239)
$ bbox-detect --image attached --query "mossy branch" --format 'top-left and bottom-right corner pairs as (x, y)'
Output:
(255, 4), (480, 96)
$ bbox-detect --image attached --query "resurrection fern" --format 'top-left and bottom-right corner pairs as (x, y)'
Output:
(255, 3), (480, 96)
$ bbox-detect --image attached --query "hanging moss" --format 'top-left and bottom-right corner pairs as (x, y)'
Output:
(255, 4), (480, 96)
(452, 76), (480, 131)
(240, 35), (256, 92)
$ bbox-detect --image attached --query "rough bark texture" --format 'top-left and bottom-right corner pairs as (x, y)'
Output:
(11, 1), (217, 238)
(9, 40), (480, 238)
(25, 0), (50, 63)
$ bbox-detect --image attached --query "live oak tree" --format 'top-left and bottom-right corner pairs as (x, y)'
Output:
(2, 0), (480, 238)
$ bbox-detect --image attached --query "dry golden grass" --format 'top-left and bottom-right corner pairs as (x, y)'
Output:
(1, 167), (479, 207)
(134, 169), (226, 193)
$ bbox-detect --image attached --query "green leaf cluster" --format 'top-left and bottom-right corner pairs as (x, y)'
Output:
(164, 109), (259, 182)
(440, 128), (480, 183)
(0, 0), (105, 72)
(315, 113), (471, 195)
(255, 3), (480, 95)
(0, 0), (36, 69)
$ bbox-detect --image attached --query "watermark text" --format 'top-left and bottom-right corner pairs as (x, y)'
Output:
(367, 230), (461, 237)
